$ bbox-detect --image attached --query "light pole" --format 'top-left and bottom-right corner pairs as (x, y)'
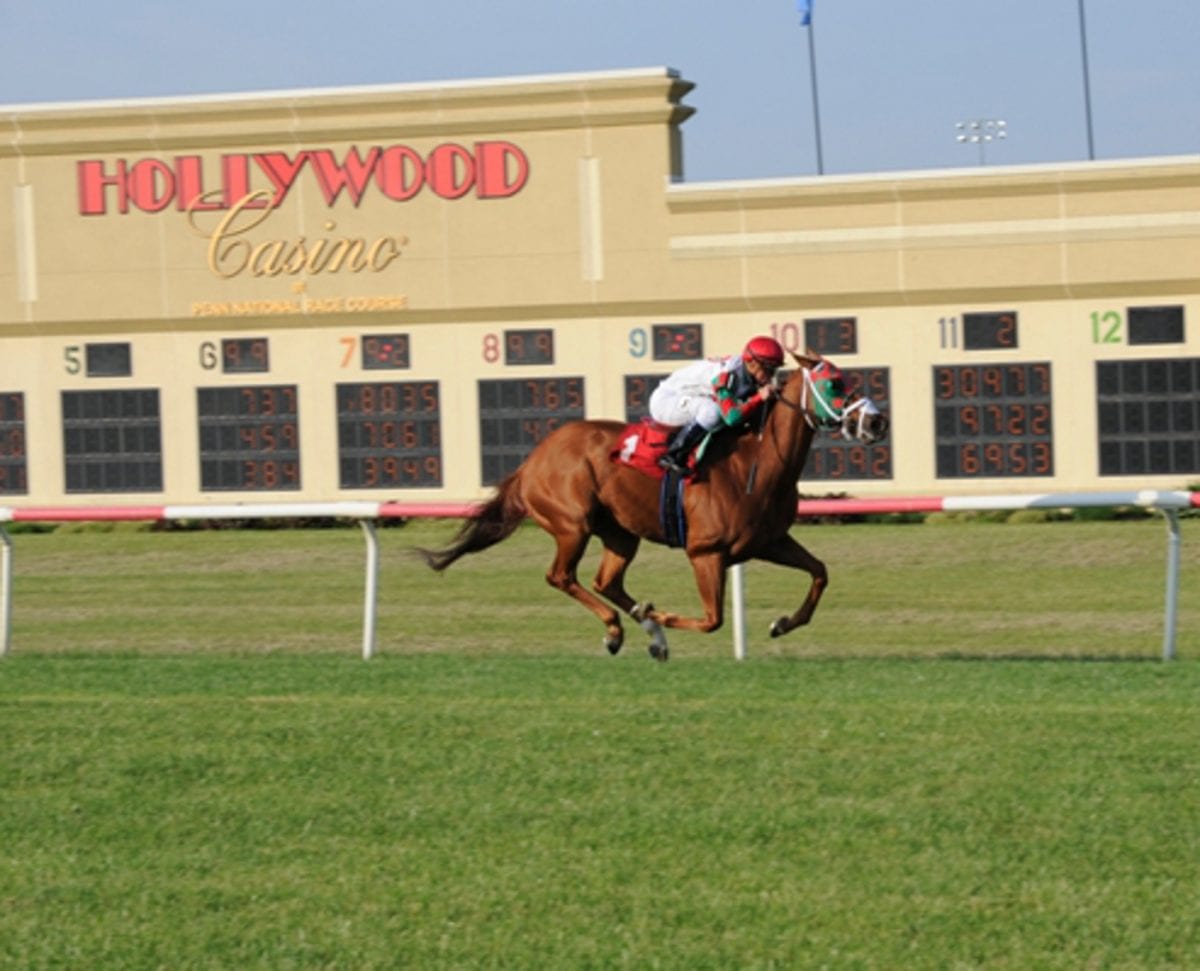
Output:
(955, 118), (1007, 166)
(1078, 0), (1096, 160)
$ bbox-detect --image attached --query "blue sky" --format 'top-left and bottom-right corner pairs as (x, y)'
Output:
(2, 1), (1197, 182)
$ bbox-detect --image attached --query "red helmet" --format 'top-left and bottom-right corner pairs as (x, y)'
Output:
(742, 335), (785, 369)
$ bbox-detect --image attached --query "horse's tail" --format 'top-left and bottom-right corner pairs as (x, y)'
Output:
(416, 470), (527, 572)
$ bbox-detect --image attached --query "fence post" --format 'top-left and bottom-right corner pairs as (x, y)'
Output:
(0, 526), (11, 657)
(730, 563), (747, 660)
(360, 520), (380, 660)
(1162, 508), (1181, 662)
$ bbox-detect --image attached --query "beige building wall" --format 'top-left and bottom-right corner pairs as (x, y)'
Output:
(1, 67), (1198, 505)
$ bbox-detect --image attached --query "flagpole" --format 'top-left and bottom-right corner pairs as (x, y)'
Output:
(1077, 0), (1096, 160)
(806, 18), (825, 175)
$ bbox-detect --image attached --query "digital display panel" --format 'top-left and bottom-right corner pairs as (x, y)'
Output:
(361, 334), (411, 370)
(85, 342), (132, 377)
(801, 367), (892, 480)
(933, 362), (1053, 478)
(504, 328), (555, 365)
(1127, 306), (1184, 346)
(804, 318), (857, 356)
(962, 312), (1018, 350)
(652, 323), (703, 361)
(221, 337), (270, 374)
(624, 374), (663, 421)
(1096, 357), (1200, 476)
(61, 389), (162, 493)
(0, 391), (28, 494)
(479, 377), (585, 485)
(197, 385), (300, 491)
(337, 381), (442, 488)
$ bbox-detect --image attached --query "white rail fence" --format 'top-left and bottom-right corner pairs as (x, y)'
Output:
(2, 490), (1196, 661)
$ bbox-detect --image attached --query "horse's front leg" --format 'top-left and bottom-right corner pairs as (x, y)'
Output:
(755, 534), (828, 637)
(646, 551), (727, 635)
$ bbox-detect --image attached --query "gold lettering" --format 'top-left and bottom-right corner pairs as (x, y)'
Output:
(284, 240), (311, 275)
(191, 293), (407, 317)
(304, 236), (334, 273)
(368, 236), (403, 271)
(188, 190), (276, 279)
(321, 236), (366, 273)
(187, 191), (407, 281)
(250, 238), (289, 277)
(191, 301), (233, 316)
(345, 295), (408, 312)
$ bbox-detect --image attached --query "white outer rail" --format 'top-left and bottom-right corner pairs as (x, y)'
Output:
(1, 490), (1195, 660)
(729, 490), (1196, 662)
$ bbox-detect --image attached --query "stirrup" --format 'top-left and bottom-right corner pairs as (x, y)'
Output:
(658, 454), (693, 476)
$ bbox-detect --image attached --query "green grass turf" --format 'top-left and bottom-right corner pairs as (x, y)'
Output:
(1, 520), (1198, 967)
(3, 654), (1198, 969)
(5, 517), (1196, 659)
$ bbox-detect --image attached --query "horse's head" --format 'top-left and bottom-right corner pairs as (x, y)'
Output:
(780, 350), (889, 444)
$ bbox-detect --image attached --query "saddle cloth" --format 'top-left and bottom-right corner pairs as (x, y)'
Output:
(610, 419), (689, 546)
(611, 418), (673, 480)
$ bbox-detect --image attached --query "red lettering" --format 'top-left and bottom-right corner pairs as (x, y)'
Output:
(221, 155), (266, 209)
(254, 151), (310, 206)
(475, 140), (529, 198)
(129, 159), (175, 212)
(308, 147), (381, 207)
(374, 145), (424, 201)
(78, 159), (130, 215)
(77, 139), (531, 214)
(175, 156), (220, 212)
(426, 143), (475, 200)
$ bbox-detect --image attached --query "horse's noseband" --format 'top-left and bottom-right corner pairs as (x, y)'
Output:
(841, 397), (884, 441)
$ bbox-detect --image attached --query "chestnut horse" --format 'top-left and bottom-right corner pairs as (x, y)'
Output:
(418, 352), (888, 659)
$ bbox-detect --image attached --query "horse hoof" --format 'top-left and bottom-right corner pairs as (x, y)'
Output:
(648, 642), (670, 662)
(769, 618), (788, 638)
(604, 630), (624, 655)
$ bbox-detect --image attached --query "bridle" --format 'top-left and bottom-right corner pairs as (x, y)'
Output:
(741, 361), (884, 498)
(745, 362), (878, 492)
(771, 364), (871, 433)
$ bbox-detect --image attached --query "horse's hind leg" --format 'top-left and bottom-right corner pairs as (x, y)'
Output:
(589, 526), (653, 657)
(591, 522), (639, 609)
(544, 530), (626, 654)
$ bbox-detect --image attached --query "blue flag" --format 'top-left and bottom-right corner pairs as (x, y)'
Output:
(798, 0), (813, 26)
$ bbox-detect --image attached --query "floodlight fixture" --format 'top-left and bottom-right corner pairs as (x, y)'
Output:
(955, 118), (1007, 165)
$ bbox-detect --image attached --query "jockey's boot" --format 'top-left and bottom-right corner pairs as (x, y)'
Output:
(659, 421), (707, 475)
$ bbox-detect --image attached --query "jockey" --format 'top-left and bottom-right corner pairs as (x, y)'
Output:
(650, 335), (786, 475)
